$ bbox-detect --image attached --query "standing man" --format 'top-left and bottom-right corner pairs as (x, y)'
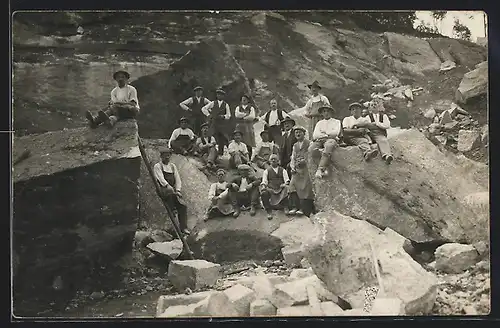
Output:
(259, 98), (291, 147)
(309, 105), (342, 179)
(260, 154), (290, 220)
(179, 86), (211, 135)
(358, 102), (394, 164)
(279, 117), (297, 176)
(342, 102), (379, 161)
(202, 89), (233, 156)
(296, 81), (331, 139)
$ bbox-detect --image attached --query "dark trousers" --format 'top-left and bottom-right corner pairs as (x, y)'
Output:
(229, 187), (260, 208)
(215, 132), (229, 156)
(170, 138), (195, 154)
(289, 192), (315, 217)
(268, 125), (283, 146)
(160, 188), (188, 231)
(260, 190), (289, 211)
(104, 104), (139, 119)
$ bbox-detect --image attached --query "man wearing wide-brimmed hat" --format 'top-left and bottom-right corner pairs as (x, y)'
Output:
(201, 88), (233, 156)
(195, 122), (218, 169)
(342, 102), (379, 161)
(228, 164), (261, 217)
(86, 70), (140, 129)
(296, 80), (331, 139)
(234, 94), (258, 159)
(259, 98), (291, 147)
(168, 116), (196, 155)
(279, 116), (297, 175)
(227, 128), (250, 169)
(252, 128), (280, 170)
(309, 104), (342, 178)
(204, 168), (234, 221)
(179, 86), (211, 135)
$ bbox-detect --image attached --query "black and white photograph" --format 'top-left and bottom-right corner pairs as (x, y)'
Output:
(11, 10), (490, 318)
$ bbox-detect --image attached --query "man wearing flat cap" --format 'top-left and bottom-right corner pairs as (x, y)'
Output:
(259, 98), (291, 147)
(342, 102), (379, 161)
(179, 86), (211, 135)
(169, 117), (196, 155)
(86, 70), (140, 128)
(309, 105), (342, 178)
(296, 80), (331, 139)
(228, 128), (250, 169)
(202, 88), (234, 156)
(252, 128), (280, 170)
(228, 164), (261, 217)
(204, 168), (234, 221)
(195, 122), (218, 169)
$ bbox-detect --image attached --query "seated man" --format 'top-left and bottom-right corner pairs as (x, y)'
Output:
(195, 122), (218, 169)
(204, 168), (234, 221)
(309, 105), (342, 178)
(342, 102), (379, 161)
(86, 70), (140, 128)
(252, 129), (280, 170)
(153, 147), (190, 235)
(358, 103), (394, 164)
(229, 164), (261, 217)
(169, 117), (196, 155)
(228, 129), (250, 169)
(260, 154), (290, 220)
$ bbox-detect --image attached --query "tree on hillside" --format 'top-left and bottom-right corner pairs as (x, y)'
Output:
(431, 11), (447, 33)
(452, 18), (472, 41)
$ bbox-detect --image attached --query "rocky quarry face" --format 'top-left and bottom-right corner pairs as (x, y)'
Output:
(12, 12), (488, 317)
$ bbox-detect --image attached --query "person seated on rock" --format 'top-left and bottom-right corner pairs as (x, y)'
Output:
(342, 102), (379, 161)
(288, 126), (316, 217)
(357, 102), (394, 164)
(228, 129), (250, 169)
(259, 98), (291, 147)
(179, 86), (211, 134)
(252, 128), (280, 170)
(279, 117), (297, 176)
(86, 70), (140, 128)
(260, 154), (291, 220)
(169, 117), (197, 155)
(296, 80), (331, 139)
(234, 94), (258, 160)
(153, 147), (190, 235)
(204, 168), (234, 221)
(195, 122), (218, 169)
(229, 164), (261, 217)
(309, 105), (343, 178)
(201, 88), (233, 156)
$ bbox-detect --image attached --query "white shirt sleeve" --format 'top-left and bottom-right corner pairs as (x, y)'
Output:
(129, 86), (139, 108)
(208, 183), (217, 199)
(110, 88), (118, 104)
(313, 121), (326, 140)
(168, 128), (180, 148)
(154, 163), (169, 187)
(228, 141), (237, 154)
(261, 168), (269, 186)
(289, 146), (296, 170)
(235, 106), (245, 118)
(246, 107), (256, 120)
(179, 97), (193, 111)
(201, 101), (214, 117)
(172, 164), (182, 192)
(322, 95), (331, 105)
(342, 117), (353, 129)
(282, 169), (290, 184)
(224, 103), (231, 120)
(376, 114), (391, 129)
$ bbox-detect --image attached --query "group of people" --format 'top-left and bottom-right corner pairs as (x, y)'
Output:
(85, 71), (395, 229)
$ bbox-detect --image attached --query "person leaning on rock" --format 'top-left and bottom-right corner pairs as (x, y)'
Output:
(296, 80), (331, 139)
(342, 102), (379, 161)
(153, 147), (190, 235)
(86, 70), (140, 128)
(259, 98), (291, 147)
(309, 105), (343, 178)
(260, 154), (291, 220)
(195, 122), (218, 169)
(228, 129), (250, 169)
(229, 164), (261, 217)
(252, 128), (280, 170)
(357, 102), (394, 165)
(204, 168), (234, 221)
(168, 117), (197, 155)
(179, 86), (211, 134)
(201, 88), (233, 156)
(279, 116), (297, 176)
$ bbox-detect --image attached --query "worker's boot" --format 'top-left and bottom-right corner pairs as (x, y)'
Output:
(98, 110), (111, 127)
(316, 153), (330, 178)
(249, 205), (257, 216)
(107, 115), (118, 128)
(85, 110), (98, 128)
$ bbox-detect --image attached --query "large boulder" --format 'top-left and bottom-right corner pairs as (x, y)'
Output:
(138, 139), (210, 232)
(455, 61), (488, 104)
(133, 37), (251, 138)
(427, 38), (486, 70)
(13, 120), (141, 316)
(384, 32), (442, 73)
(310, 129), (488, 244)
(304, 212), (438, 315)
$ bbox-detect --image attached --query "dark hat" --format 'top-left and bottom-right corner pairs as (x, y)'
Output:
(179, 116), (189, 123)
(200, 122), (209, 129)
(307, 80), (322, 90)
(280, 116), (296, 126)
(216, 88), (226, 95)
(233, 129), (243, 136)
(159, 146), (173, 154)
(237, 164), (252, 171)
(216, 168), (226, 175)
(318, 105), (336, 114)
(293, 126), (307, 133)
(193, 86), (204, 92)
(260, 129), (270, 136)
(241, 94), (251, 100)
(348, 102), (363, 110)
(113, 70), (130, 80)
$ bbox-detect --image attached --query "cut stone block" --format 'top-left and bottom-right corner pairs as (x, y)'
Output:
(320, 301), (345, 316)
(158, 304), (197, 318)
(435, 243), (479, 274)
(156, 291), (214, 316)
(282, 245), (305, 267)
(370, 297), (406, 315)
(250, 299), (277, 316)
(276, 305), (312, 316)
(289, 268), (315, 280)
(270, 275), (338, 308)
(223, 284), (256, 316)
(192, 291), (238, 317)
(167, 260), (221, 291)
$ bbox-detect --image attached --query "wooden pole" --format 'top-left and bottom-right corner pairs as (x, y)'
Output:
(137, 136), (194, 260)
(369, 241), (384, 296)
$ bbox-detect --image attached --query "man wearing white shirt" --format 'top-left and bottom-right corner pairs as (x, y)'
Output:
(356, 103), (394, 164)
(168, 117), (196, 155)
(309, 105), (342, 178)
(260, 154), (290, 220)
(201, 89), (233, 155)
(259, 98), (290, 147)
(296, 81), (331, 139)
(179, 86), (211, 134)
(342, 102), (379, 161)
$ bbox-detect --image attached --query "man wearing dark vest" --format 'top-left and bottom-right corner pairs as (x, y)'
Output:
(202, 88), (233, 156)
(279, 117), (297, 176)
(357, 102), (394, 164)
(259, 98), (291, 147)
(195, 122), (218, 169)
(260, 154), (290, 220)
(179, 86), (211, 135)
